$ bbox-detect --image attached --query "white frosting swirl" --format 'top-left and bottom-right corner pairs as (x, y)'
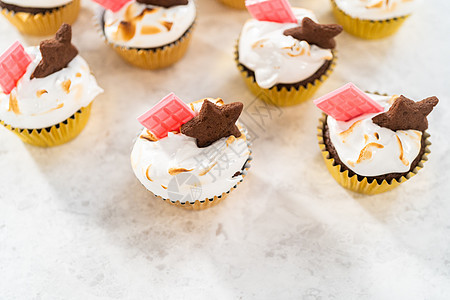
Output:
(131, 99), (251, 202)
(327, 94), (423, 177)
(103, 0), (196, 48)
(238, 8), (333, 89)
(334, 0), (418, 20)
(0, 46), (103, 129)
(1, 0), (72, 8)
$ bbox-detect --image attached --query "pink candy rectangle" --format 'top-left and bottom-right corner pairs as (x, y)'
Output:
(0, 41), (32, 94)
(137, 93), (196, 139)
(91, 0), (130, 12)
(314, 83), (384, 122)
(245, 0), (297, 24)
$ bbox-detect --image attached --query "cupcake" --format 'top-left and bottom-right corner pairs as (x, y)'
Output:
(331, 0), (418, 39)
(97, 0), (196, 69)
(218, 0), (245, 9)
(131, 94), (252, 210)
(0, 0), (80, 36)
(0, 24), (103, 147)
(236, 4), (342, 106)
(315, 83), (438, 194)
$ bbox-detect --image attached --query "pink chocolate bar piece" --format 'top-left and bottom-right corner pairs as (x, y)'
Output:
(138, 93), (195, 139)
(245, 0), (297, 24)
(314, 83), (384, 122)
(0, 41), (32, 94)
(91, 0), (130, 12)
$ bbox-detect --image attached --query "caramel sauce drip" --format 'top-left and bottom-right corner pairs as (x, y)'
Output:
(8, 94), (20, 114)
(168, 168), (193, 176)
(349, 142), (384, 166)
(396, 136), (409, 166)
(141, 26), (161, 35)
(113, 7), (159, 41)
(61, 80), (71, 94)
(36, 90), (48, 97)
(199, 163), (217, 176)
(160, 21), (173, 31)
(146, 165), (153, 182)
(140, 130), (158, 142)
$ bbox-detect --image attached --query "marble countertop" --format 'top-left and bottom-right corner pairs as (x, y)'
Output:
(1, 0), (450, 299)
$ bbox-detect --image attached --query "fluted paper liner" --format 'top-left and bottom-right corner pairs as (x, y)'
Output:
(1, 0), (80, 36)
(1, 103), (92, 147)
(317, 114), (431, 195)
(95, 9), (194, 70)
(330, 0), (409, 39)
(235, 43), (337, 106)
(219, 0), (246, 9)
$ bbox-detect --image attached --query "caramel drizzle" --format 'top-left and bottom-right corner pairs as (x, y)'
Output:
(349, 142), (384, 166)
(226, 136), (236, 146)
(145, 165), (153, 182)
(199, 163), (217, 176)
(251, 39), (269, 49)
(396, 136), (409, 166)
(36, 90), (48, 97)
(160, 21), (173, 31)
(32, 103), (64, 115)
(168, 168), (193, 176)
(141, 26), (161, 35)
(140, 130), (158, 142)
(61, 80), (71, 94)
(339, 120), (362, 141)
(113, 7), (158, 41)
(8, 94), (20, 114)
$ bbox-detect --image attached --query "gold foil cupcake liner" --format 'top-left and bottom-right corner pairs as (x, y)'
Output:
(330, 0), (409, 39)
(95, 9), (194, 70)
(1, 0), (80, 36)
(235, 43), (337, 106)
(1, 103), (92, 147)
(219, 0), (246, 9)
(317, 114), (431, 195)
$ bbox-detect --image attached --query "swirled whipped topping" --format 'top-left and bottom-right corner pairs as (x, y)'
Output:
(1, 0), (72, 8)
(328, 94), (422, 177)
(131, 98), (250, 202)
(103, 0), (195, 48)
(238, 8), (333, 89)
(334, 0), (418, 20)
(0, 46), (103, 129)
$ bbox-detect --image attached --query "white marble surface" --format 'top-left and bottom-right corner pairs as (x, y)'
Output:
(1, 0), (450, 299)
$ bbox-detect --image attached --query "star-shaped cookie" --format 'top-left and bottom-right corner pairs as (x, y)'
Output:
(31, 24), (78, 79)
(181, 100), (243, 148)
(372, 95), (439, 132)
(283, 17), (343, 49)
(136, 0), (188, 8)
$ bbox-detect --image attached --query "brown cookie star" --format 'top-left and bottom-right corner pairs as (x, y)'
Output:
(31, 24), (78, 79)
(181, 100), (243, 148)
(136, 0), (188, 8)
(283, 17), (343, 49)
(372, 95), (439, 132)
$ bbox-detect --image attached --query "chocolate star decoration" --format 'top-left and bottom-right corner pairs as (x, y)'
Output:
(181, 100), (244, 148)
(136, 0), (188, 8)
(31, 24), (78, 79)
(283, 17), (343, 49)
(372, 95), (439, 132)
